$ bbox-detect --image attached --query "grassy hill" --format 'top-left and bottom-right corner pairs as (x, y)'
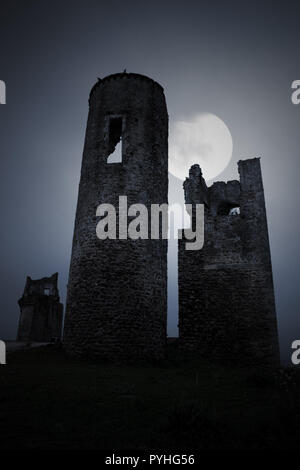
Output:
(0, 344), (299, 450)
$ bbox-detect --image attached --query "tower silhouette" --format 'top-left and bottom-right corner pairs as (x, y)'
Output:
(63, 73), (168, 361)
(178, 159), (280, 367)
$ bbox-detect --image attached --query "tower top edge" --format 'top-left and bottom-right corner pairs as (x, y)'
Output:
(89, 73), (164, 99)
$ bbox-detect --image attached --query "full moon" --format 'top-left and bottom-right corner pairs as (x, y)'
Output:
(169, 113), (233, 181)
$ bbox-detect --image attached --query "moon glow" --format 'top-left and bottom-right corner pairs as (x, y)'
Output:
(169, 113), (233, 181)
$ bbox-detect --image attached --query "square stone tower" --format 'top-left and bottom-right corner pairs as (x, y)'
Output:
(178, 158), (280, 368)
(17, 273), (63, 342)
(63, 73), (168, 361)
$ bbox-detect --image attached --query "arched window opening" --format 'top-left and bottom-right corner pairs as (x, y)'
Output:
(217, 201), (240, 216)
(107, 116), (123, 163)
(229, 207), (240, 216)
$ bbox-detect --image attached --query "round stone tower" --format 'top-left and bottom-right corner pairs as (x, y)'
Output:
(63, 73), (168, 361)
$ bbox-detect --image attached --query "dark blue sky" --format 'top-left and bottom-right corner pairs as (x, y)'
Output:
(0, 0), (299, 362)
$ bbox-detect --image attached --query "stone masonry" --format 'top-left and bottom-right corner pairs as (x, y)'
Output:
(178, 158), (280, 368)
(17, 273), (63, 342)
(63, 73), (168, 361)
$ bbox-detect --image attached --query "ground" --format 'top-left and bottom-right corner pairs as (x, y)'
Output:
(0, 344), (299, 450)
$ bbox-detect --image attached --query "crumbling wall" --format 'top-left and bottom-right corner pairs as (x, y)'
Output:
(63, 73), (168, 361)
(178, 158), (280, 368)
(17, 272), (63, 342)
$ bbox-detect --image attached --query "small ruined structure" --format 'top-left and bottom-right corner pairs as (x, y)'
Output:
(63, 73), (168, 361)
(178, 158), (280, 367)
(17, 273), (63, 342)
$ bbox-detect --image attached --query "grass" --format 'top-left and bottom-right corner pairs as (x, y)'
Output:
(0, 344), (299, 450)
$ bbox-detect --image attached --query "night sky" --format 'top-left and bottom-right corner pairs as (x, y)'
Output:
(0, 0), (299, 362)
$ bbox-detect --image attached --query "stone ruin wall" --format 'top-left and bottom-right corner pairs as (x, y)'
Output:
(17, 272), (63, 342)
(178, 158), (280, 368)
(63, 74), (168, 361)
